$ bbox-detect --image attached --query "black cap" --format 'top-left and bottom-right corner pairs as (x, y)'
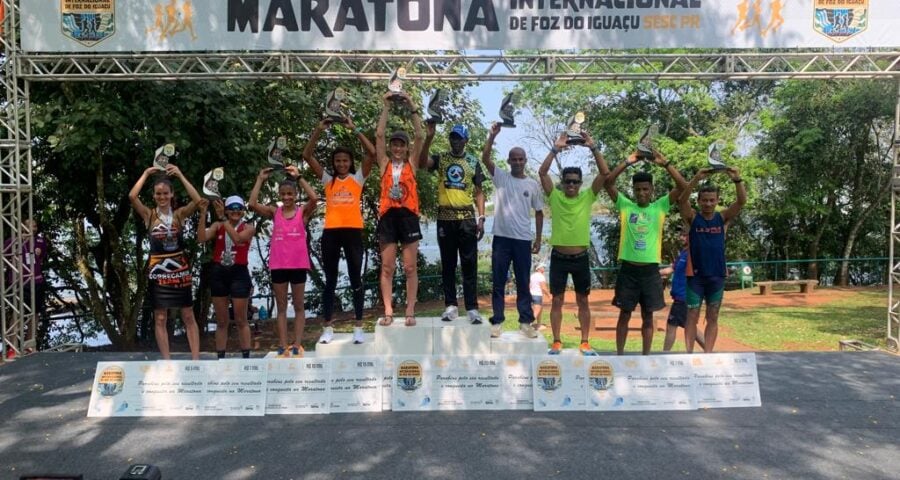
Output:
(389, 131), (409, 145)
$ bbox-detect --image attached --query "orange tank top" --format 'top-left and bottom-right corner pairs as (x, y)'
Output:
(379, 160), (419, 216)
(324, 171), (365, 229)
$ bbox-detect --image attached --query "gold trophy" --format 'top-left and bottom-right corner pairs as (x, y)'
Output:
(388, 67), (407, 100)
(153, 143), (176, 170)
(636, 125), (659, 161)
(324, 87), (348, 123)
(498, 93), (517, 128)
(203, 167), (224, 198)
(425, 89), (449, 125)
(267, 136), (288, 170)
(707, 140), (728, 170)
(566, 112), (586, 146)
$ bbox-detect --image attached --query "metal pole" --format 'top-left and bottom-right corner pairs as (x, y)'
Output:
(889, 78), (900, 353)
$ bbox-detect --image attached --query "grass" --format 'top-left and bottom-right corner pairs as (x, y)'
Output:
(719, 289), (887, 350)
(305, 288), (888, 353)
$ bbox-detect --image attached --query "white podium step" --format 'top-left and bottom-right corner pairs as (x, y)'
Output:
(490, 331), (549, 355)
(433, 317), (492, 355)
(374, 317), (435, 356)
(314, 333), (378, 357)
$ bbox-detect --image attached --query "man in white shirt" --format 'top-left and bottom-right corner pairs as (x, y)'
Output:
(482, 123), (545, 338)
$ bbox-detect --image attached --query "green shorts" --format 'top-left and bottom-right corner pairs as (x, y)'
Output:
(686, 276), (724, 309)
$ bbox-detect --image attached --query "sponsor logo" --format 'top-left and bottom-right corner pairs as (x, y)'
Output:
(813, 0), (868, 42)
(536, 360), (562, 392)
(588, 360), (614, 391)
(396, 360), (423, 392)
(97, 365), (125, 397)
(61, 0), (116, 47)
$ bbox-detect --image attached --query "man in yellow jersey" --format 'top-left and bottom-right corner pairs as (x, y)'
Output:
(420, 123), (487, 324)
(604, 150), (688, 355)
(538, 133), (609, 356)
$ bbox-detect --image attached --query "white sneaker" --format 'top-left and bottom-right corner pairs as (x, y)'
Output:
(319, 326), (334, 344)
(490, 324), (502, 338)
(520, 323), (539, 339)
(353, 327), (365, 344)
(467, 309), (484, 325)
(441, 305), (459, 322)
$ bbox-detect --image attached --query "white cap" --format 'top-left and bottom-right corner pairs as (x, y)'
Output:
(536, 263), (546, 270)
(224, 195), (245, 209)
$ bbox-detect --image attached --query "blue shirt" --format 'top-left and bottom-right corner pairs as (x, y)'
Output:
(671, 249), (688, 301)
(688, 211), (727, 277)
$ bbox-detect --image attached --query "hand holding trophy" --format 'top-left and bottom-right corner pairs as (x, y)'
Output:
(426, 89), (449, 125)
(636, 124), (659, 161)
(267, 136), (288, 170)
(324, 87), (348, 124)
(153, 143), (176, 170)
(203, 167), (224, 198)
(498, 93), (517, 128)
(707, 139), (728, 170)
(566, 112), (587, 146)
(388, 67), (407, 100)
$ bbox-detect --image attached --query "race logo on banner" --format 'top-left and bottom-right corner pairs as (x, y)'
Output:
(60, 0), (116, 47)
(814, 0), (868, 42)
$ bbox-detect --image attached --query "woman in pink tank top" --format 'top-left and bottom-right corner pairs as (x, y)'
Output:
(249, 165), (318, 357)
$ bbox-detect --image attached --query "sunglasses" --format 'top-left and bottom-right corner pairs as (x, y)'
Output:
(226, 206), (244, 212)
(563, 179), (582, 185)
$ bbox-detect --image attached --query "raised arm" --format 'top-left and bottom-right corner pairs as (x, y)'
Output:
(344, 116), (376, 178)
(652, 150), (689, 204)
(197, 198), (218, 243)
(248, 167), (277, 218)
(168, 164), (202, 218)
(583, 132), (610, 195)
(375, 94), (391, 171)
(407, 94), (425, 174)
(302, 119), (329, 180)
(419, 121), (437, 170)
(679, 168), (711, 225)
(481, 122), (501, 177)
(129, 166), (159, 224)
(538, 134), (568, 195)
(721, 167), (747, 224)
(298, 177), (319, 221)
(604, 151), (640, 203)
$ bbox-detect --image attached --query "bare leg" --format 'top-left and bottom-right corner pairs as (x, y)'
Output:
(550, 294), (564, 343)
(232, 297), (252, 351)
(615, 310), (632, 355)
(379, 241), (397, 323)
(212, 296), (230, 352)
(533, 302), (543, 327)
(684, 308), (701, 353)
(154, 309), (170, 360)
(640, 308), (654, 355)
(703, 303), (721, 353)
(401, 240), (419, 325)
(291, 283), (306, 346)
(180, 306), (201, 361)
(576, 292), (590, 343)
(663, 320), (678, 352)
(273, 282), (289, 349)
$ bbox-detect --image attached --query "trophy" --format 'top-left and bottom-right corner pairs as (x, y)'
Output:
(324, 87), (348, 123)
(566, 112), (586, 146)
(202, 167), (224, 198)
(636, 124), (659, 160)
(425, 89), (449, 125)
(707, 139), (728, 170)
(153, 143), (176, 170)
(267, 136), (288, 170)
(388, 67), (407, 100)
(498, 93), (517, 128)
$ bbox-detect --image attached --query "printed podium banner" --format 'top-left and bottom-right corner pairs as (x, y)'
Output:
(22, 1), (900, 53)
(88, 353), (761, 416)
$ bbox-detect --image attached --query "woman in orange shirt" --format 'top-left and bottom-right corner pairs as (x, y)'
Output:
(375, 92), (424, 326)
(303, 115), (375, 344)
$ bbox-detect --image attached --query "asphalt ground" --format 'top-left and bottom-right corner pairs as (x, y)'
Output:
(0, 351), (897, 480)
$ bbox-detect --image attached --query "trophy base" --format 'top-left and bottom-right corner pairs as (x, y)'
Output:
(325, 115), (346, 124)
(425, 117), (444, 125)
(500, 121), (517, 128)
(566, 136), (586, 146)
(709, 164), (728, 170)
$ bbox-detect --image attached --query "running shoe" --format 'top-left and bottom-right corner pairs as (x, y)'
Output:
(579, 341), (598, 356)
(291, 344), (304, 357)
(353, 327), (365, 344)
(319, 326), (334, 344)
(490, 323), (502, 338)
(548, 341), (562, 355)
(467, 309), (484, 325)
(440, 305), (459, 322)
(520, 323), (539, 339)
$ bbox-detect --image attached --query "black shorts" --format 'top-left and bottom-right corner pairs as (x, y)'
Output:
(549, 249), (591, 295)
(612, 262), (666, 313)
(377, 208), (422, 245)
(149, 283), (192, 309)
(271, 268), (307, 285)
(666, 299), (687, 328)
(209, 263), (252, 298)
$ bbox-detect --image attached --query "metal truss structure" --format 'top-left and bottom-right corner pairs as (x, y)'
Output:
(1, 0), (899, 357)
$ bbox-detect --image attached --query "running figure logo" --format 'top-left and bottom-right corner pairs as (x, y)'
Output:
(147, 0), (197, 41)
(812, 0), (868, 42)
(60, 0), (116, 47)
(731, 0), (785, 38)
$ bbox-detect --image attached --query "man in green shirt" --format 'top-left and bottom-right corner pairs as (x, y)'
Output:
(538, 133), (610, 356)
(604, 149), (688, 355)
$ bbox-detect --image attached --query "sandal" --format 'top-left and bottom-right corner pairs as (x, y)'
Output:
(404, 315), (417, 327)
(379, 315), (394, 326)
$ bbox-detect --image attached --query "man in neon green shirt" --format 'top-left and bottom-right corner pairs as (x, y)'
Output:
(604, 149), (688, 355)
(539, 133), (610, 356)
